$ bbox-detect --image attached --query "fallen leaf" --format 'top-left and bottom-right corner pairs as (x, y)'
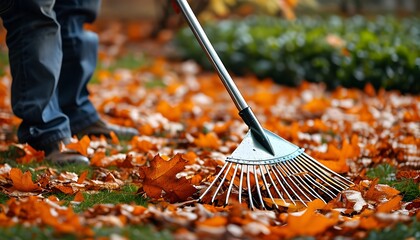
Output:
(66, 136), (91, 156)
(140, 154), (196, 203)
(377, 195), (403, 213)
(77, 170), (89, 184)
(73, 191), (85, 202)
(194, 132), (220, 149)
(110, 131), (120, 145)
(273, 199), (339, 238)
(263, 198), (307, 211)
(9, 168), (41, 192)
(16, 144), (44, 164)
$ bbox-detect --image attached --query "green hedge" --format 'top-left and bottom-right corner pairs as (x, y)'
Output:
(174, 16), (420, 93)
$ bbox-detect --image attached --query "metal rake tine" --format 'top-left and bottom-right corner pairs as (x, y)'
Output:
(239, 164), (244, 204)
(225, 163), (240, 206)
(199, 161), (229, 201)
(286, 159), (326, 203)
(302, 153), (353, 187)
(297, 155), (349, 192)
(297, 155), (345, 193)
(291, 158), (338, 199)
(282, 161), (313, 202)
(273, 163), (308, 206)
(253, 165), (266, 209)
(211, 162), (233, 203)
(265, 165), (287, 204)
(268, 164), (297, 205)
(246, 165), (255, 210)
(260, 165), (278, 209)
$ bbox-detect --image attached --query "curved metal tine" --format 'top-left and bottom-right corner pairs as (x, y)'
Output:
(211, 162), (233, 203)
(225, 163), (240, 206)
(285, 159), (325, 203)
(199, 161), (230, 201)
(297, 154), (349, 192)
(298, 154), (347, 188)
(273, 163), (308, 206)
(302, 153), (352, 186)
(268, 164), (296, 205)
(302, 153), (353, 186)
(281, 160), (313, 202)
(239, 164), (244, 204)
(297, 155), (345, 193)
(246, 165), (255, 210)
(265, 165), (286, 205)
(291, 158), (337, 199)
(260, 165), (278, 209)
(253, 165), (265, 209)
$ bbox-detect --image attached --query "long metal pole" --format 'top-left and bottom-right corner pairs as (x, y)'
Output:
(176, 0), (275, 155)
(176, 0), (248, 111)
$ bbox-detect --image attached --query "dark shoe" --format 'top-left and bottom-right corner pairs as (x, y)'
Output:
(45, 150), (89, 166)
(76, 120), (139, 139)
(41, 138), (89, 166)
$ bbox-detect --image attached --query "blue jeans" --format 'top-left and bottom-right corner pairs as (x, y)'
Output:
(1, 0), (101, 150)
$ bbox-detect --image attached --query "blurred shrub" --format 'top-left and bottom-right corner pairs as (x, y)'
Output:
(174, 15), (420, 93)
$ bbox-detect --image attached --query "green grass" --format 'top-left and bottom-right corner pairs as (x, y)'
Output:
(366, 164), (396, 183)
(145, 78), (166, 89)
(0, 192), (8, 204)
(42, 185), (147, 213)
(94, 225), (173, 240)
(366, 164), (420, 201)
(108, 53), (149, 71)
(0, 51), (9, 76)
(73, 184), (147, 213)
(0, 225), (173, 240)
(366, 218), (420, 240)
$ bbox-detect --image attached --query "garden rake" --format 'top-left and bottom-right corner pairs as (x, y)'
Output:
(174, 0), (353, 209)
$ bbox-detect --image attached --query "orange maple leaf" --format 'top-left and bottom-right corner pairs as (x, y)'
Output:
(156, 100), (182, 121)
(65, 135), (91, 156)
(273, 199), (339, 238)
(9, 168), (41, 192)
(16, 144), (44, 164)
(140, 154), (196, 203)
(194, 132), (220, 150)
(131, 136), (156, 153)
(317, 136), (359, 173)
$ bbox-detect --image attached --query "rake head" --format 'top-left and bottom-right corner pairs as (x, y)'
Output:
(199, 129), (353, 210)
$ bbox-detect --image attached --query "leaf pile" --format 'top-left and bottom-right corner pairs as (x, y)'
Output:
(0, 26), (419, 239)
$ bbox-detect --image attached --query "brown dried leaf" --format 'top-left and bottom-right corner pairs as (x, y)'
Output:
(140, 154), (196, 203)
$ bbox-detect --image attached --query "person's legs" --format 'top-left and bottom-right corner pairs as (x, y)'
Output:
(53, 0), (138, 139)
(53, 0), (101, 133)
(2, 0), (71, 150)
(1, 0), (88, 165)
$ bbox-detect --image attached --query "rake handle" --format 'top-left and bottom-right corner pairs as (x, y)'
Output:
(175, 0), (274, 155)
(175, 0), (247, 111)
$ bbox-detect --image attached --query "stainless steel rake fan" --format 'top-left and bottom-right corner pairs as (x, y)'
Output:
(174, 0), (353, 209)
